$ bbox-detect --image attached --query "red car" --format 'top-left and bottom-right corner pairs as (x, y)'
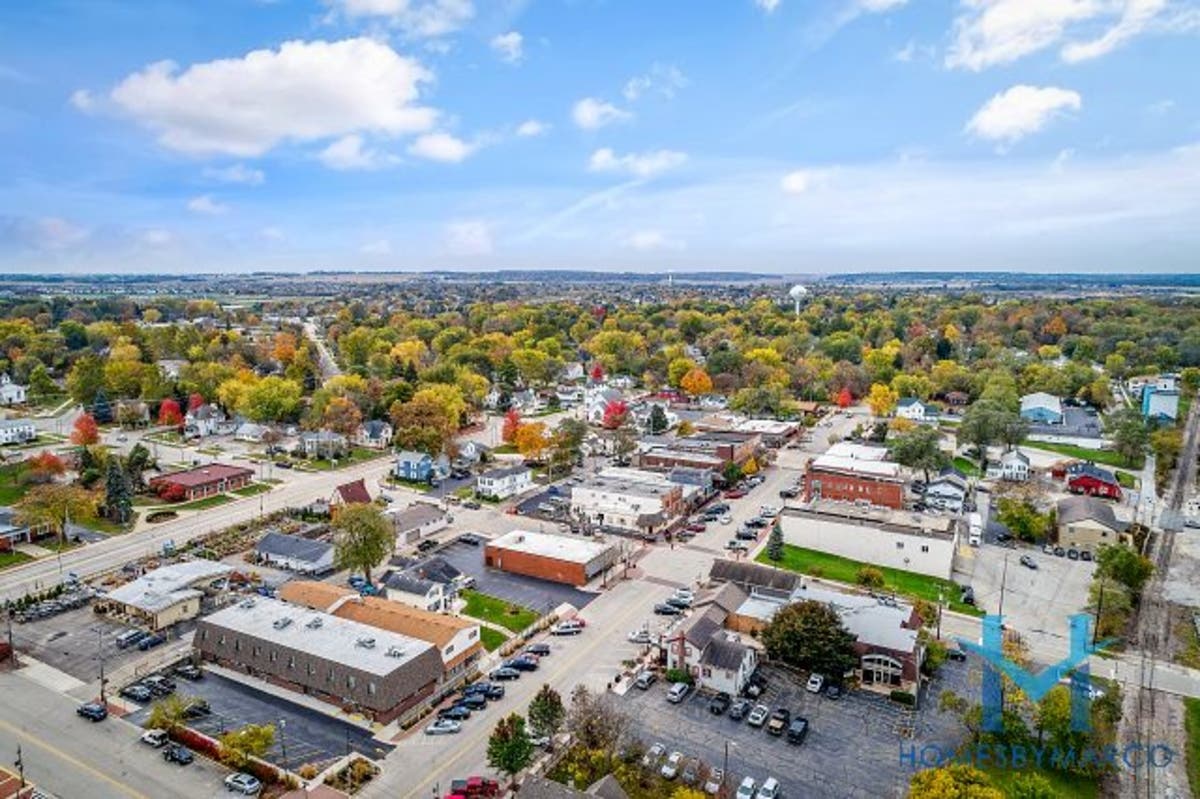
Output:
(686, 522), (707, 533)
(449, 777), (500, 797)
(724, 489), (747, 499)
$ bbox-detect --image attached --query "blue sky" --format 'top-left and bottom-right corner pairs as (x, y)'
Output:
(1, 0), (1197, 274)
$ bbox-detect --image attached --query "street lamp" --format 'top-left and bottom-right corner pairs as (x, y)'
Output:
(723, 740), (737, 793)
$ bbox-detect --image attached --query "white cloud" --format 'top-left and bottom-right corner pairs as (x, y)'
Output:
(754, 0), (781, 13)
(490, 31), (524, 63)
(34, 217), (90, 250)
(572, 97), (632, 130)
(260, 226), (286, 241)
(444, 220), (493, 255)
(187, 194), (229, 215)
(893, 38), (935, 62)
(516, 119), (548, 137)
(203, 163), (265, 185)
(140, 229), (174, 246)
(1146, 98), (1175, 115)
(623, 63), (688, 102)
(857, 0), (907, 11)
(99, 38), (436, 157)
(325, 0), (474, 37)
(318, 134), (399, 170)
(408, 132), (473, 162)
(1051, 148), (1075, 173)
(360, 238), (392, 255)
(780, 169), (828, 193)
(966, 84), (1082, 144)
(1061, 0), (1169, 62)
(623, 230), (684, 251)
(588, 148), (687, 178)
(69, 89), (96, 112)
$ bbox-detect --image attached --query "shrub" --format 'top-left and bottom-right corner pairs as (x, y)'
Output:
(664, 668), (693, 685)
(890, 690), (916, 706)
(856, 566), (885, 589)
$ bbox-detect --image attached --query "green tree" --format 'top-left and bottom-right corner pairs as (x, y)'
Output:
(219, 723), (275, 770)
(146, 694), (191, 732)
(125, 443), (152, 491)
(648, 404), (669, 434)
(390, 395), (454, 456)
(1008, 773), (1056, 799)
(957, 400), (1004, 470)
(766, 521), (784, 562)
(332, 503), (393, 585)
(1096, 545), (1154, 597)
(888, 426), (947, 483)
(486, 713), (534, 787)
(15, 484), (98, 546)
(906, 764), (1002, 798)
(66, 354), (106, 407)
(994, 498), (1051, 543)
(240, 376), (302, 422)
(1109, 406), (1149, 466)
(760, 600), (858, 679)
(104, 459), (132, 524)
(528, 684), (566, 740)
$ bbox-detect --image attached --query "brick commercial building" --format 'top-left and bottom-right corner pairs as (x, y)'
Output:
(802, 442), (906, 510)
(570, 470), (685, 536)
(278, 581), (483, 682)
(484, 530), (619, 586)
(150, 463), (255, 500)
(195, 596), (442, 724)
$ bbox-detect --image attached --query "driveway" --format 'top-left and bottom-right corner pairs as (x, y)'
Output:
(435, 540), (597, 614)
(620, 660), (971, 799)
(127, 671), (390, 768)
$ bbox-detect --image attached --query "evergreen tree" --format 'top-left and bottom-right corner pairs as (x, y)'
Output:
(92, 388), (114, 424)
(648, 404), (669, 434)
(528, 685), (566, 740)
(105, 459), (132, 524)
(766, 521), (784, 562)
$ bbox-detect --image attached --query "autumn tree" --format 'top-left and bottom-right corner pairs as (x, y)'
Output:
(486, 713), (534, 787)
(390, 395), (454, 456)
(15, 484), (98, 546)
(26, 451), (66, 484)
(322, 395), (363, 437)
(888, 426), (947, 484)
(907, 764), (1002, 799)
(601, 399), (629, 430)
(761, 600), (857, 679)
(680, 367), (713, 398)
(332, 503), (393, 585)
(589, 363), (605, 383)
(514, 422), (550, 462)
(528, 684), (566, 740)
(240, 376), (302, 422)
(71, 413), (100, 446)
(157, 398), (183, 427)
(501, 408), (521, 444)
(835, 387), (853, 408)
(219, 723), (275, 770)
(187, 392), (205, 412)
(866, 383), (899, 417)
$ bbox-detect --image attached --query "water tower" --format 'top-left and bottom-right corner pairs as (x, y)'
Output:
(788, 284), (809, 317)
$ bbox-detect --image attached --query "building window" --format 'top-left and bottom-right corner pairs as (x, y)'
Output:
(921, 545), (929, 553)
(288, 656), (295, 670)
(347, 675), (356, 690)
(862, 654), (904, 687)
(201, 629), (208, 641)
(269, 650), (277, 663)
(234, 639), (241, 652)
(896, 542), (904, 550)
(367, 682), (377, 696)
(219, 635), (225, 646)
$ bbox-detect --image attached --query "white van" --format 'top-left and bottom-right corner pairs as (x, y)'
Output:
(968, 512), (983, 547)
(666, 682), (690, 703)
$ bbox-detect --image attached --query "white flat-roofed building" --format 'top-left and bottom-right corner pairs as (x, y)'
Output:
(195, 595), (442, 723)
(103, 560), (232, 630)
(779, 500), (958, 579)
(570, 470), (685, 535)
(484, 529), (619, 586)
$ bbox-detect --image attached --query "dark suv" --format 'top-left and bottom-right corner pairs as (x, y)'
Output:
(786, 717), (810, 744)
(708, 692), (731, 715)
(76, 703), (108, 722)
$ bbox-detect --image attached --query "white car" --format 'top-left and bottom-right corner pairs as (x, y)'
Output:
(736, 776), (758, 799)
(673, 588), (695, 602)
(140, 729), (169, 748)
(759, 505), (779, 517)
(224, 773), (262, 795)
(424, 719), (461, 735)
(628, 629), (652, 644)
(642, 742), (666, 767)
(746, 703), (770, 727)
(704, 768), (725, 795)
(661, 751), (684, 780)
(719, 515), (733, 525)
(757, 777), (781, 799)
(806, 673), (825, 693)
(550, 620), (583, 636)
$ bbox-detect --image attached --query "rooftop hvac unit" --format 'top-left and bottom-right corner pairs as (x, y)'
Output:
(356, 637), (376, 649)
(273, 617), (292, 630)
(239, 599), (256, 609)
(305, 617), (324, 629)
(385, 646), (405, 658)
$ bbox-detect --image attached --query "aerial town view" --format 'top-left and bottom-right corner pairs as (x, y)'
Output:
(1, 2), (1199, 799)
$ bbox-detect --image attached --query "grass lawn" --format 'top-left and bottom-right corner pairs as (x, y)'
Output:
(479, 626), (509, 652)
(0, 550), (33, 569)
(1115, 470), (1137, 489)
(1022, 440), (1142, 469)
(1186, 697), (1200, 798)
(460, 590), (539, 633)
(384, 476), (431, 492)
(759, 544), (983, 616)
(952, 457), (982, 477)
(167, 494), (233, 512)
(0, 463), (29, 505)
(492, 444), (518, 455)
(84, 513), (138, 535)
(983, 766), (1097, 798)
(233, 483), (272, 497)
(303, 447), (383, 471)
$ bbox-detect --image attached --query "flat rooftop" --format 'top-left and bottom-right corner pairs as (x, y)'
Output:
(575, 473), (678, 498)
(107, 560), (232, 613)
(810, 454), (903, 479)
(487, 529), (615, 564)
(823, 442), (891, 461)
(201, 595), (434, 676)
(787, 499), (957, 538)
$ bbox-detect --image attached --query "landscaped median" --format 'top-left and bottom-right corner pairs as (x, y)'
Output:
(757, 544), (983, 616)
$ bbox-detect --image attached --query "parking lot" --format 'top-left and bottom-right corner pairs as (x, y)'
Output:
(434, 540), (597, 613)
(1027, 406), (1102, 439)
(620, 661), (971, 799)
(127, 671), (390, 769)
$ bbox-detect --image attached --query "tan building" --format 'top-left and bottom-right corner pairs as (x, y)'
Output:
(102, 560), (232, 631)
(277, 581), (483, 680)
(1056, 496), (1131, 554)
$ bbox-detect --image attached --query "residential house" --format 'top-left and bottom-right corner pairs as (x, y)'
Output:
(183, 403), (226, 438)
(584, 387), (624, 425)
(1067, 463), (1122, 500)
(0, 506), (51, 551)
(631, 400), (678, 435)
(986, 449), (1030, 482)
(255, 531), (335, 575)
(1128, 373), (1179, 399)
(943, 391), (970, 409)
(1142, 387), (1180, 423)
(0, 374), (26, 406)
(483, 386), (503, 411)
(331, 478), (372, 507)
(383, 572), (448, 613)
(520, 775), (631, 799)
(1020, 392), (1064, 425)
(663, 598), (758, 696)
(234, 421), (269, 443)
(555, 386), (583, 407)
(606, 375), (635, 390)
(387, 502), (448, 545)
(698, 394), (729, 411)
(511, 389), (545, 414)
(356, 420), (393, 450)
(475, 464), (533, 500)
(299, 430), (348, 459)
(0, 419), (36, 446)
(895, 397), (936, 423)
(561, 362), (586, 383)
(394, 451), (448, 483)
(456, 440), (490, 464)
(924, 468), (969, 513)
(1056, 495), (1131, 554)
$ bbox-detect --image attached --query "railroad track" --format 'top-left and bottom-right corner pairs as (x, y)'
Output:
(1130, 390), (1200, 798)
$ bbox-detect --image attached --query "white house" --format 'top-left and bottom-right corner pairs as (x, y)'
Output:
(383, 572), (448, 613)
(0, 374), (27, 406)
(924, 469), (969, 513)
(475, 465), (533, 500)
(356, 419), (393, 450)
(184, 404), (227, 438)
(511, 389), (545, 414)
(457, 440), (490, 464)
(0, 419), (36, 445)
(388, 502), (449, 545)
(895, 398), (936, 423)
(986, 449), (1030, 482)
(561, 362), (586, 383)
(585, 387), (624, 425)
(664, 600), (758, 696)
(255, 531), (335, 575)
(234, 421), (269, 443)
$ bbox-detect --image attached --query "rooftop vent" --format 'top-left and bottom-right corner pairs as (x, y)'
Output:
(273, 617), (292, 630)
(305, 617), (324, 629)
(356, 636), (376, 649)
(385, 646), (405, 658)
(239, 599), (256, 609)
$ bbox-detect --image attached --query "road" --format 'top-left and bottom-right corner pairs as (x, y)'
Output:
(0, 670), (232, 799)
(0, 456), (396, 603)
(302, 320), (341, 380)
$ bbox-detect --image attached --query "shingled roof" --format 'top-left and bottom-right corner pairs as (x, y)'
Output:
(709, 559), (801, 593)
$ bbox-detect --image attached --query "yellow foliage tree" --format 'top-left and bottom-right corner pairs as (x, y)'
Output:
(514, 422), (550, 462)
(742, 456), (759, 476)
(867, 383), (899, 417)
(680, 367), (714, 397)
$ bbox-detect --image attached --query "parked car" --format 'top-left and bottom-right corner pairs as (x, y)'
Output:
(680, 758), (701, 786)
(686, 521), (707, 533)
(505, 656), (539, 672)
(525, 642), (551, 656)
(137, 634), (166, 651)
(76, 702), (108, 722)
(1054, 546), (1066, 557)
(728, 698), (752, 720)
(704, 768), (725, 795)
(823, 683), (844, 700)
(786, 717), (810, 744)
(163, 744), (194, 765)
(550, 620), (584, 636)
(448, 777), (499, 797)
(946, 645), (968, 662)
(1080, 550), (1093, 562)
(666, 682), (690, 703)
(960, 586), (976, 606)
(759, 505), (779, 517)
(724, 489), (747, 499)
(417, 539), (439, 553)
(779, 487), (799, 499)
(141, 729), (170, 748)
(805, 673), (825, 694)
(742, 672), (767, 699)
(1019, 554), (1038, 570)
(224, 773), (262, 795)
(708, 692), (731, 715)
(736, 776), (758, 799)
(744, 517), (769, 529)
(766, 707), (791, 735)
(174, 664), (203, 681)
(119, 684), (153, 702)
(458, 693), (488, 710)
(490, 667), (520, 681)
(143, 675), (175, 697)
(666, 595), (692, 609)
(725, 540), (749, 552)
(183, 699), (211, 719)
(634, 670), (657, 690)
(438, 705), (472, 721)
(463, 681), (505, 701)
(757, 776), (782, 798)
(746, 704), (770, 727)
(628, 629), (652, 644)
(736, 527), (758, 541)
(661, 751), (684, 780)
(1042, 543), (1055, 555)
(116, 629), (149, 649)
(426, 719), (462, 735)
(642, 742), (666, 768)
(654, 602), (683, 615)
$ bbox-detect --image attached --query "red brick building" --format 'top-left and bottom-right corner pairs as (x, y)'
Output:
(150, 463), (255, 500)
(484, 530), (619, 586)
(1067, 463), (1122, 500)
(801, 443), (906, 510)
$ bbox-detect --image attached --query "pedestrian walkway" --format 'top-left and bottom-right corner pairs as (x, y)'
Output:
(15, 653), (86, 694)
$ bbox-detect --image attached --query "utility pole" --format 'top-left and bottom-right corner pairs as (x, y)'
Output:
(97, 627), (107, 704)
(1093, 578), (1106, 648)
(278, 718), (289, 780)
(15, 744), (24, 788)
(6, 612), (17, 669)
